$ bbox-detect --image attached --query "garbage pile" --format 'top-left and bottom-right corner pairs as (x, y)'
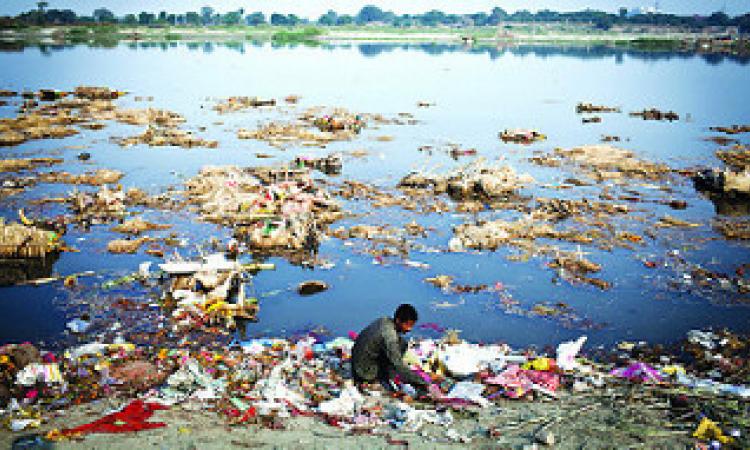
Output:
(0, 219), (64, 259)
(67, 186), (125, 224)
(1, 328), (747, 448)
(499, 128), (546, 144)
(182, 165), (341, 254)
(575, 102), (620, 113)
(629, 108), (679, 121)
(311, 114), (364, 133)
(530, 144), (671, 181)
(399, 159), (535, 203)
(159, 253), (261, 330)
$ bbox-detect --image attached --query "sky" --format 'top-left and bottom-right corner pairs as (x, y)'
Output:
(1, 0), (747, 17)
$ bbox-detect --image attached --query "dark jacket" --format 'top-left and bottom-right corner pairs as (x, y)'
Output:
(351, 317), (427, 387)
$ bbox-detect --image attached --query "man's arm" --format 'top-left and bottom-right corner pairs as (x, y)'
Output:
(382, 327), (428, 388)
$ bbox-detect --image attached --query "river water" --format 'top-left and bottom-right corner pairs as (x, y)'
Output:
(1, 42), (748, 349)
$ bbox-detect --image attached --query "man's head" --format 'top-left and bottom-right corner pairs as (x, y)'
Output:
(393, 303), (418, 334)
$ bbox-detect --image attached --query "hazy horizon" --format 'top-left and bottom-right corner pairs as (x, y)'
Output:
(1, 0), (747, 18)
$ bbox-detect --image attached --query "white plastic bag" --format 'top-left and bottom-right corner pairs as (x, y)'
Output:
(556, 336), (587, 371)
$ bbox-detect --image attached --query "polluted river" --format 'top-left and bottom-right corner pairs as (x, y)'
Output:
(0, 42), (749, 448)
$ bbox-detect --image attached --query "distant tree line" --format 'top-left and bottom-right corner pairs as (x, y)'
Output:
(2, 3), (749, 33)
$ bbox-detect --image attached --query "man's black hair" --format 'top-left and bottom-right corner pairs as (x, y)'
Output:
(394, 303), (418, 323)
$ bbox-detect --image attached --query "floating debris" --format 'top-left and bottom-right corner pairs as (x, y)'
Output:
(293, 154), (342, 175)
(212, 96), (276, 114)
(297, 280), (329, 296)
(629, 108), (679, 121)
(576, 102), (620, 113)
(499, 128), (546, 144)
(710, 124), (750, 135)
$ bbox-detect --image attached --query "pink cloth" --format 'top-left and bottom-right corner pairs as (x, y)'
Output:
(484, 364), (560, 398)
(610, 362), (662, 383)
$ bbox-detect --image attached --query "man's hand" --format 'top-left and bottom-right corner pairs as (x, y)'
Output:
(427, 383), (444, 400)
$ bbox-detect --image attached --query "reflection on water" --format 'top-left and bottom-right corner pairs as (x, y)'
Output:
(10, 40), (750, 65)
(0, 253), (59, 286)
(705, 193), (750, 216)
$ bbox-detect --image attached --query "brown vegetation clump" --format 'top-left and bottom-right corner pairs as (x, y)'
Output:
(716, 145), (750, 170)
(115, 126), (218, 149)
(107, 237), (151, 254)
(399, 159), (535, 201)
(39, 169), (123, 186)
(531, 144), (671, 181)
(213, 96), (275, 113)
(111, 217), (172, 235)
(714, 219), (750, 240)
(74, 86), (123, 100)
(0, 158), (62, 173)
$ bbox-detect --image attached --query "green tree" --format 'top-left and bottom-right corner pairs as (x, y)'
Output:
(356, 5), (386, 24)
(93, 7), (115, 23)
(337, 15), (354, 25)
(246, 12), (265, 25)
(138, 11), (155, 25)
(488, 7), (508, 25)
(200, 6), (214, 25)
(185, 12), (200, 25)
(287, 14), (301, 26)
(707, 11), (730, 26)
(318, 10), (338, 26)
(122, 13), (137, 25)
(222, 11), (242, 25)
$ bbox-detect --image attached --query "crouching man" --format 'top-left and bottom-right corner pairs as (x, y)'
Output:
(351, 304), (432, 396)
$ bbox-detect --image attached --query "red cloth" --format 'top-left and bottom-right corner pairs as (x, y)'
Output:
(62, 400), (168, 436)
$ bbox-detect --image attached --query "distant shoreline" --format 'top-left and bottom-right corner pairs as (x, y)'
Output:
(0, 25), (748, 55)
